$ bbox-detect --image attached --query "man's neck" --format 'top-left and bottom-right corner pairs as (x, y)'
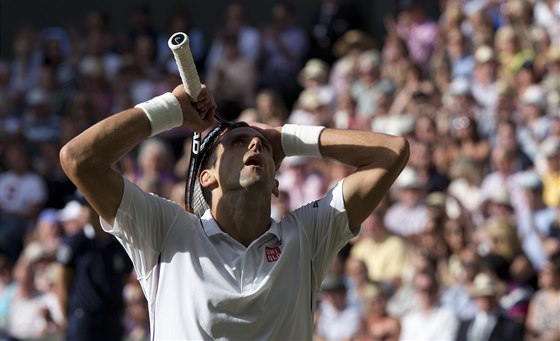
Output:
(212, 190), (272, 247)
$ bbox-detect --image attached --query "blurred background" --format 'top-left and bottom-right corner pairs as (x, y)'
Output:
(0, 0), (559, 340)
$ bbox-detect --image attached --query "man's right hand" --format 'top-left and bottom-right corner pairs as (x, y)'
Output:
(172, 84), (217, 133)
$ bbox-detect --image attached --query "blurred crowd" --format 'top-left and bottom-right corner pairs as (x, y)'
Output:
(0, 0), (559, 340)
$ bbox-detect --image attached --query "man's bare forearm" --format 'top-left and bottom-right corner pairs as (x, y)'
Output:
(59, 108), (151, 223)
(319, 128), (410, 230)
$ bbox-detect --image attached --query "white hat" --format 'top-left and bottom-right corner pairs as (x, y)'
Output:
(395, 167), (424, 189)
(516, 171), (543, 190)
(298, 59), (329, 86)
(449, 77), (471, 96)
(474, 45), (495, 63)
(521, 86), (546, 108)
(471, 273), (498, 297)
(540, 137), (560, 157)
(58, 200), (83, 222)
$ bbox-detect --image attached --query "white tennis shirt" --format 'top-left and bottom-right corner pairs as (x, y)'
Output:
(101, 178), (354, 340)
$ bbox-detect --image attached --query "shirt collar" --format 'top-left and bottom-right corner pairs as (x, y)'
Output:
(200, 210), (282, 242)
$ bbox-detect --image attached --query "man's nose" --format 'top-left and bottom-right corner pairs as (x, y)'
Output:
(248, 137), (261, 151)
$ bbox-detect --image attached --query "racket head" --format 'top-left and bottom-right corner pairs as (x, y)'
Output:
(184, 116), (249, 217)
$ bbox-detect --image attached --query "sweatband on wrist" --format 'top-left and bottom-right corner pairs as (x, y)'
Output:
(135, 92), (183, 136)
(281, 124), (325, 157)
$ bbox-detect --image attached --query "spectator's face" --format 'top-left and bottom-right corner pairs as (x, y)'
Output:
(538, 262), (560, 289)
(474, 295), (496, 313)
(414, 274), (438, 306)
(546, 153), (560, 172)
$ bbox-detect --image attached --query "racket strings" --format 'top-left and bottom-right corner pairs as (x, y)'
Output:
(185, 117), (248, 217)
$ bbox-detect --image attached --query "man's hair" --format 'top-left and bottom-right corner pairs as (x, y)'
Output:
(185, 121), (248, 217)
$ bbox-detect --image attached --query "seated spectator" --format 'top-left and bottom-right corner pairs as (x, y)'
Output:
(0, 143), (48, 262)
(356, 283), (401, 341)
(206, 33), (256, 120)
(133, 138), (176, 200)
(384, 167), (430, 237)
(238, 88), (288, 126)
(525, 253), (560, 341)
(455, 272), (525, 341)
(314, 276), (362, 341)
(536, 137), (560, 208)
(399, 269), (459, 340)
(350, 209), (407, 292)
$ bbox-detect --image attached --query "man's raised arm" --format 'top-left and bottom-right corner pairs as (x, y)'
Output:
(59, 85), (216, 225)
(319, 128), (409, 231)
(253, 123), (409, 233)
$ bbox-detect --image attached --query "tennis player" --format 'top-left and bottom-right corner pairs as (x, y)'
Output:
(60, 83), (409, 340)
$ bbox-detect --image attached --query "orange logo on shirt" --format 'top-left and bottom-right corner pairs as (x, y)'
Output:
(265, 246), (281, 262)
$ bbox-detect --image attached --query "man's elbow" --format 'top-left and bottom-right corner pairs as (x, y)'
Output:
(390, 136), (410, 169)
(59, 141), (90, 180)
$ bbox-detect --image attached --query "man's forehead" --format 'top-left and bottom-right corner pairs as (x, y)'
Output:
(222, 126), (265, 140)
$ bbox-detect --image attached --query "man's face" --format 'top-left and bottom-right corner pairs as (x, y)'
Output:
(211, 127), (278, 195)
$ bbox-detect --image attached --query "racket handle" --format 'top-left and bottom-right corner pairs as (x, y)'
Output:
(168, 32), (201, 102)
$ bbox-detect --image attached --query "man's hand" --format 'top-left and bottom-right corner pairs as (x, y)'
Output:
(172, 84), (217, 133)
(250, 122), (285, 169)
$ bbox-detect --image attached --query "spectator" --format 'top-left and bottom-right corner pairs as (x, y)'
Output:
(314, 275), (363, 341)
(8, 244), (63, 339)
(350, 209), (407, 292)
(206, 33), (257, 120)
(157, 5), (205, 74)
(399, 269), (459, 340)
(537, 137), (560, 208)
(238, 88), (288, 126)
(133, 138), (176, 200)
(54, 197), (133, 341)
(384, 167), (430, 237)
(356, 283), (401, 341)
(525, 252), (560, 341)
(0, 143), (47, 262)
(306, 0), (360, 64)
(276, 156), (325, 211)
(205, 2), (260, 76)
(257, 1), (308, 107)
(455, 272), (525, 341)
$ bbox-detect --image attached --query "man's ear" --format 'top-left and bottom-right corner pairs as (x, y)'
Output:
(272, 179), (279, 197)
(200, 169), (217, 189)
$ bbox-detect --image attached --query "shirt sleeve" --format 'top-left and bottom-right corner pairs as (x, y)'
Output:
(100, 177), (185, 279)
(287, 180), (355, 283)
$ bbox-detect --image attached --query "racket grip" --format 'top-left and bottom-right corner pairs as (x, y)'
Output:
(168, 32), (201, 102)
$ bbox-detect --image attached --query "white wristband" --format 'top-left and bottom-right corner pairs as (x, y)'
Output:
(135, 92), (183, 136)
(281, 124), (325, 157)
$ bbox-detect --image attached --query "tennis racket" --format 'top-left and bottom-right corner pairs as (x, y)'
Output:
(168, 32), (234, 215)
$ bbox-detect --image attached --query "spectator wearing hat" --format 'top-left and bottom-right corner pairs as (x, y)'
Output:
(479, 254), (533, 323)
(351, 50), (383, 119)
(329, 30), (376, 96)
(471, 45), (499, 130)
(58, 200), (86, 237)
(399, 269), (459, 340)
(384, 167), (430, 237)
(297, 59), (336, 111)
(525, 252), (560, 341)
(54, 197), (133, 341)
(31, 208), (63, 258)
(455, 272), (525, 341)
(314, 275), (362, 341)
(517, 85), (551, 159)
